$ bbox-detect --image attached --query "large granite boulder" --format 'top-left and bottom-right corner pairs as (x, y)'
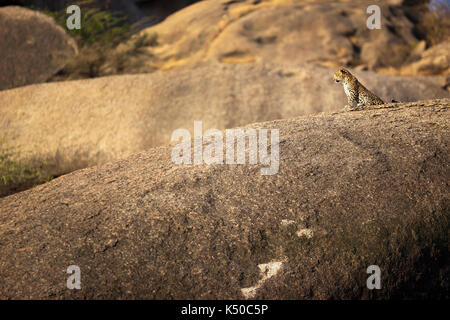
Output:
(0, 6), (78, 91)
(0, 99), (448, 299)
(0, 62), (448, 177)
(120, 0), (420, 71)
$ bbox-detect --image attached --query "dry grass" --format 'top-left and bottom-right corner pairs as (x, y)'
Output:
(0, 136), (47, 198)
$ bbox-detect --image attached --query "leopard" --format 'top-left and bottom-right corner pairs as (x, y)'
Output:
(333, 68), (385, 109)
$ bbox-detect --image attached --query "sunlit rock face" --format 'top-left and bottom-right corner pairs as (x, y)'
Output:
(0, 6), (78, 91)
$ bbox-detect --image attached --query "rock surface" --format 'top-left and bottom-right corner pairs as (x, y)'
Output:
(0, 99), (448, 299)
(0, 6), (78, 91)
(121, 0), (419, 71)
(403, 41), (450, 76)
(0, 62), (448, 176)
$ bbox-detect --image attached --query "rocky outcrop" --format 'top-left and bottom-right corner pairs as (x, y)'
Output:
(0, 99), (448, 299)
(0, 6), (78, 91)
(403, 41), (450, 76)
(117, 0), (420, 71)
(6, 1), (443, 83)
(0, 62), (448, 177)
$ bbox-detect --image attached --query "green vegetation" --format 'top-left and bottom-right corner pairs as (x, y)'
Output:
(133, 32), (159, 50)
(39, 0), (131, 46)
(33, 0), (159, 80)
(0, 137), (46, 198)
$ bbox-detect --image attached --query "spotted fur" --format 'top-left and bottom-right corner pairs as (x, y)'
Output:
(333, 68), (384, 108)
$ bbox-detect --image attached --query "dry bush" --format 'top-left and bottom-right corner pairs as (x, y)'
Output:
(421, 0), (450, 46)
(38, 0), (159, 81)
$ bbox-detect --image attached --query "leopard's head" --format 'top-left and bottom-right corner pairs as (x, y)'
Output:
(333, 68), (352, 83)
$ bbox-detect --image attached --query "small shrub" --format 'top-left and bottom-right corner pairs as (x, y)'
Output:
(421, 0), (450, 46)
(40, 0), (131, 47)
(32, 0), (158, 80)
(133, 32), (159, 50)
